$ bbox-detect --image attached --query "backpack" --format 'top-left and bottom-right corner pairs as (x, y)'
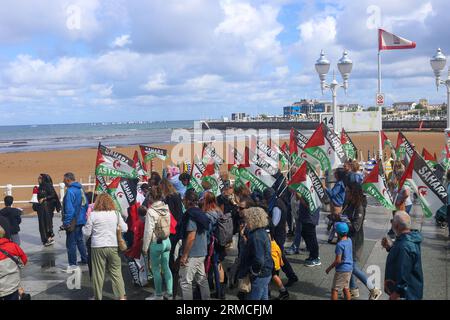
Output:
(215, 211), (234, 247)
(154, 212), (170, 241)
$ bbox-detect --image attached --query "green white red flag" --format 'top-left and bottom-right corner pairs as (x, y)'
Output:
(303, 123), (347, 172)
(95, 175), (108, 193)
(399, 151), (447, 218)
(202, 143), (224, 166)
(289, 128), (308, 166)
(422, 148), (437, 168)
(189, 156), (224, 196)
(395, 132), (414, 164)
(139, 145), (168, 162)
(288, 162), (329, 213)
(133, 150), (148, 181)
(106, 177), (138, 219)
(362, 160), (395, 210)
(381, 130), (396, 160)
(95, 144), (138, 179)
(341, 128), (358, 160)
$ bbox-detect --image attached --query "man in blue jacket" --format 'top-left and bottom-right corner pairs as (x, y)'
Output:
(62, 172), (88, 269)
(382, 211), (423, 300)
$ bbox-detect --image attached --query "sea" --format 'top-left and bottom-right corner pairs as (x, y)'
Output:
(0, 120), (291, 153)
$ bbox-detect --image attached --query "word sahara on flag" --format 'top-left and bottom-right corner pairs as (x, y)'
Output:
(288, 162), (329, 213)
(399, 151), (447, 218)
(139, 145), (167, 162)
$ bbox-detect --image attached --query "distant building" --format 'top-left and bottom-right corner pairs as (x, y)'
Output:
(231, 113), (247, 121)
(283, 99), (331, 117)
(393, 102), (417, 111)
(339, 104), (363, 112)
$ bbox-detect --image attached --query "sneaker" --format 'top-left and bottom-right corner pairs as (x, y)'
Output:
(368, 288), (382, 300)
(145, 294), (164, 300)
(284, 277), (298, 288)
(163, 293), (173, 300)
(350, 288), (360, 298)
(275, 290), (289, 300)
(285, 246), (299, 255)
(65, 265), (79, 273)
(305, 258), (321, 267)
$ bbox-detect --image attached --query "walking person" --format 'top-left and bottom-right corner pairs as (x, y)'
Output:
(238, 207), (274, 300)
(263, 188), (298, 287)
(178, 189), (211, 300)
(61, 172), (88, 269)
(82, 193), (127, 300)
(37, 174), (61, 246)
(142, 186), (173, 300)
(0, 221), (28, 301)
(285, 191), (303, 255)
(325, 222), (353, 300)
(344, 183), (382, 300)
(298, 196), (321, 267)
(0, 196), (22, 245)
(382, 211), (423, 300)
(325, 168), (347, 243)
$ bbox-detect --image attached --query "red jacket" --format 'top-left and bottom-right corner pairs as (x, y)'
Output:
(0, 238), (27, 297)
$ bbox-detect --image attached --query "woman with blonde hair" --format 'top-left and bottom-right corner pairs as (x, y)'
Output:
(237, 207), (273, 300)
(82, 193), (127, 300)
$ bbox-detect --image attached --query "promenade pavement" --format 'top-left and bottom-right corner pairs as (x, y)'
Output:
(16, 201), (450, 300)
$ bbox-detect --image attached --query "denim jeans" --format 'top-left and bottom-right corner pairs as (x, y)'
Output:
(66, 225), (87, 266)
(292, 218), (302, 249)
(350, 261), (369, 290)
(248, 275), (271, 300)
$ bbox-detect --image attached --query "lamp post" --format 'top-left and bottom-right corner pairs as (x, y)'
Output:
(315, 50), (353, 134)
(430, 48), (450, 147)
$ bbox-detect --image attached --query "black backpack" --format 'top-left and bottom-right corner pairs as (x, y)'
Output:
(215, 211), (234, 246)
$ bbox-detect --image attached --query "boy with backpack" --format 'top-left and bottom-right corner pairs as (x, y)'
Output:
(269, 231), (289, 300)
(325, 222), (353, 300)
(142, 186), (173, 300)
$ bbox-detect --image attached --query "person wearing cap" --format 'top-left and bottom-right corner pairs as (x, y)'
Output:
(325, 222), (353, 300)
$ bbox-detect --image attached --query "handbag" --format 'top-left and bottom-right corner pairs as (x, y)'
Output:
(238, 274), (252, 293)
(116, 212), (128, 252)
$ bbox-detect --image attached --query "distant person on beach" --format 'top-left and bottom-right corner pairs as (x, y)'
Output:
(61, 172), (88, 269)
(82, 193), (127, 300)
(0, 196), (22, 245)
(36, 174), (61, 247)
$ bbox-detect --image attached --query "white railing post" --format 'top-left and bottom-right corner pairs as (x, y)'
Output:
(6, 184), (12, 196)
(59, 183), (66, 202)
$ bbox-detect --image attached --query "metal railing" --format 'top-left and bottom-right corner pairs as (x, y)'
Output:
(0, 175), (96, 205)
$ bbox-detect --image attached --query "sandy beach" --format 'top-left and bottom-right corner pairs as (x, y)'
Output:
(0, 131), (446, 213)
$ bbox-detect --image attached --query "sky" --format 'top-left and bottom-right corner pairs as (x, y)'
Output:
(0, 0), (449, 125)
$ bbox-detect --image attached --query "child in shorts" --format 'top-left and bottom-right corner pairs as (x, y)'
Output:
(325, 222), (353, 300)
(269, 232), (289, 300)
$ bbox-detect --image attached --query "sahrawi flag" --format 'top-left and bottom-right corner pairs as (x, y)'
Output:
(139, 145), (167, 162)
(341, 128), (358, 160)
(189, 156), (224, 196)
(253, 137), (279, 170)
(422, 148), (437, 168)
(381, 130), (396, 159)
(288, 162), (329, 213)
(107, 177), (138, 219)
(362, 160), (395, 210)
(303, 123), (347, 172)
(289, 128), (309, 166)
(399, 151), (447, 218)
(96, 144), (138, 179)
(95, 175), (108, 193)
(395, 132), (414, 164)
(378, 29), (416, 51)
(133, 150), (148, 181)
(202, 143), (224, 166)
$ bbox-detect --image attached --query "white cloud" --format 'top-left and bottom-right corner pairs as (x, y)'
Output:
(298, 16), (336, 43)
(142, 73), (168, 91)
(112, 34), (132, 48)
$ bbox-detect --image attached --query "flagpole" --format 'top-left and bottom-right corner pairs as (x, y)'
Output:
(378, 48), (384, 162)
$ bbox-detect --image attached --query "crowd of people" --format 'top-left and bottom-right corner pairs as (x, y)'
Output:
(0, 156), (435, 301)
